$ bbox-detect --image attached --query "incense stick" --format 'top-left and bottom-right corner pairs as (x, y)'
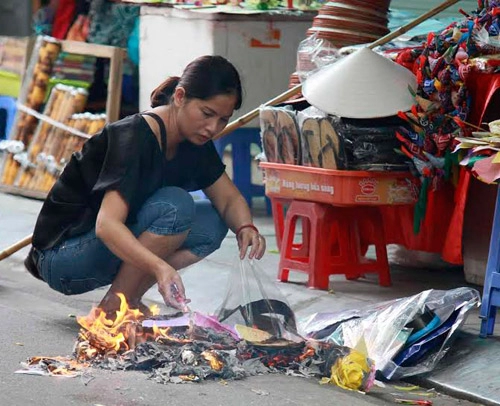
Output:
(445, 114), (487, 132)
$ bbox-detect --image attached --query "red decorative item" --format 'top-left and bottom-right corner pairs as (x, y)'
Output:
(235, 223), (259, 238)
(52, 0), (77, 40)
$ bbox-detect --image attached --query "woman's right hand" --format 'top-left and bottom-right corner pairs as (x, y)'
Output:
(155, 263), (189, 309)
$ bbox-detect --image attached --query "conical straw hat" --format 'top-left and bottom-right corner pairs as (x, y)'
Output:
(302, 47), (417, 119)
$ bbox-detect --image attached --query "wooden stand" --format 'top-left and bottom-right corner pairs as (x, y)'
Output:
(0, 39), (127, 200)
(60, 40), (126, 123)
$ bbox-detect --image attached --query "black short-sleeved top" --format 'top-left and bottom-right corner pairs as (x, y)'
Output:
(32, 113), (225, 250)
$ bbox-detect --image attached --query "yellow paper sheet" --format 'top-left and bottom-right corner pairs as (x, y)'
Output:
(492, 152), (500, 164)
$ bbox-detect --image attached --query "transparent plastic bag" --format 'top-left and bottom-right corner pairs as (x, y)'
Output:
(388, 245), (458, 270)
(215, 258), (298, 341)
(299, 287), (480, 380)
(296, 33), (340, 83)
(472, 26), (500, 55)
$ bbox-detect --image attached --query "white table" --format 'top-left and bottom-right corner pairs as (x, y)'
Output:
(139, 6), (314, 125)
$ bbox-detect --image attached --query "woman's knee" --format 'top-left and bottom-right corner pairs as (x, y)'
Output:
(39, 241), (119, 296)
(182, 200), (228, 257)
(138, 187), (196, 235)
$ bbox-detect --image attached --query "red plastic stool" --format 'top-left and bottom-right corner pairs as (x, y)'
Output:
(278, 200), (391, 290)
(271, 197), (310, 253)
(271, 197), (288, 250)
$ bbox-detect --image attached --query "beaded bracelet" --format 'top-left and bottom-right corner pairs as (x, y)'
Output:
(235, 223), (259, 238)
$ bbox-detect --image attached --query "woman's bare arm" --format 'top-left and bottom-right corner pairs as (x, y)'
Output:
(204, 174), (266, 259)
(95, 190), (185, 305)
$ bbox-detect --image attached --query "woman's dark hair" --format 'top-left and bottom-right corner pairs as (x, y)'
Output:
(150, 55), (242, 109)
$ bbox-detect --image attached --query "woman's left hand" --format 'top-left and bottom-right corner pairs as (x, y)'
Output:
(237, 227), (266, 260)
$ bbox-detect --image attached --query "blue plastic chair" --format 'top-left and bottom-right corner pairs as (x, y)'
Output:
(213, 127), (271, 213)
(0, 95), (17, 140)
(480, 184), (500, 337)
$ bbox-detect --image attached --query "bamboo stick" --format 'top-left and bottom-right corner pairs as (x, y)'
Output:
(369, 0), (460, 49)
(0, 235), (33, 261)
(213, 0), (461, 140)
(215, 85), (303, 139)
(0, 0), (462, 261)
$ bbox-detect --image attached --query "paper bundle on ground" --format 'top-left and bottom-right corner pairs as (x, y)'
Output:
(299, 287), (480, 380)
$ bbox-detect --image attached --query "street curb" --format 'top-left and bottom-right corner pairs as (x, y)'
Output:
(409, 376), (497, 406)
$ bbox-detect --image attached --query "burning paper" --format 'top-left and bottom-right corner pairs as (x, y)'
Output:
(142, 312), (239, 341)
(235, 324), (272, 342)
(16, 293), (369, 392)
(72, 294), (276, 383)
(15, 356), (87, 378)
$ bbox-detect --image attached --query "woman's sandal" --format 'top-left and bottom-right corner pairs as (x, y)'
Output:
(319, 118), (343, 169)
(276, 109), (301, 165)
(260, 108), (279, 163)
(301, 117), (322, 167)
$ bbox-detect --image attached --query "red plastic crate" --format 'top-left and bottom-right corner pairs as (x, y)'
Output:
(260, 162), (419, 206)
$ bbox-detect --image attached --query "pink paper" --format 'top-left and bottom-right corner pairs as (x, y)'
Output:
(472, 154), (500, 184)
(142, 312), (239, 340)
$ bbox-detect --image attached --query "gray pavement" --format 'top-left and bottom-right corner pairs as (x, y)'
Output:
(0, 191), (497, 405)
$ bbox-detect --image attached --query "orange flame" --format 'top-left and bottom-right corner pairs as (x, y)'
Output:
(76, 293), (159, 360)
(299, 347), (315, 361)
(201, 350), (224, 371)
(149, 304), (161, 316)
(151, 324), (193, 345)
(75, 293), (200, 363)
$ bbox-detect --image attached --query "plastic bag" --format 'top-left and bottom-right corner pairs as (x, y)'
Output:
(334, 116), (411, 170)
(472, 26), (500, 55)
(296, 33), (340, 83)
(387, 244), (458, 270)
(215, 258), (298, 341)
(299, 287), (480, 380)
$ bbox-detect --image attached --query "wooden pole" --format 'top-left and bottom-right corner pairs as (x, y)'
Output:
(215, 84), (303, 139)
(0, 235), (33, 261)
(0, 0), (462, 262)
(213, 0), (461, 140)
(368, 0), (461, 49)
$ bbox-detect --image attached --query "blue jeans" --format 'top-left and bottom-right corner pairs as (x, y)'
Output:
(37, 187), (228, 295)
